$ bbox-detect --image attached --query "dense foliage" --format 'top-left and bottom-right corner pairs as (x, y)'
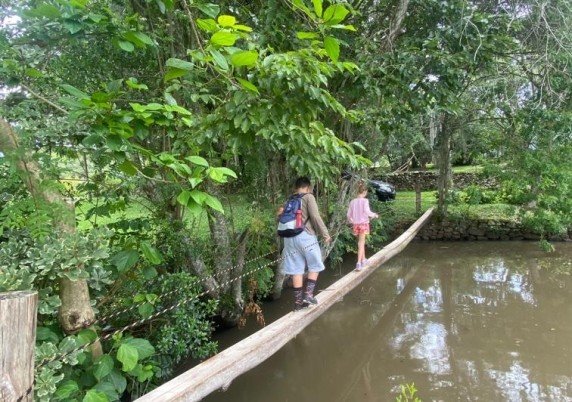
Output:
(0, 0), (570, 400)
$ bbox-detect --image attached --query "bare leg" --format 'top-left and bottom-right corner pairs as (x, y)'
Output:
(358, 233), (366, 263)
(292, 274), (303, 288)
(307, 271), (319, 281)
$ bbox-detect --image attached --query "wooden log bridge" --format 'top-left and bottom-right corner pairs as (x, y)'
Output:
(136, 208), (434, 402)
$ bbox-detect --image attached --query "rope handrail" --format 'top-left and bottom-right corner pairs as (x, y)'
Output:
(85, 249), (277, 329)
(36, 241), (320, 369)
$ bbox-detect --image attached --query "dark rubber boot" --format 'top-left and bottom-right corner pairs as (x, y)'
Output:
(293, 286), (307, 311)
(303, 279), (318, 305)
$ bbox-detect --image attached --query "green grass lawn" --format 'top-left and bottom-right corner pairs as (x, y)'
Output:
(75, 193), (276, 238)
(386, 191), (437, 221)
(389, 190), (518, 222)
(75, 198), (150, 231)
(75, 188), (518, 239)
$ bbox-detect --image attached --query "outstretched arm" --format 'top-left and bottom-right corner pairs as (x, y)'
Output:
(346, 202), (354, 223)
(307, 194), (331, 240)
(365, 199), (379, 218)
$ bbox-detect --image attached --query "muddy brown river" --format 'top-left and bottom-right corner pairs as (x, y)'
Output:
(200, 241), (572, 402)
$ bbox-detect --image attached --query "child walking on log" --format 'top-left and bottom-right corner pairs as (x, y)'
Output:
(347, 181), (379, 271)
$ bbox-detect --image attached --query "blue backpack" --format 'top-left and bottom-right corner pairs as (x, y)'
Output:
(277, 193), (308, 238)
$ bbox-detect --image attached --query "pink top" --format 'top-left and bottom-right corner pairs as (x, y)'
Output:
(347, 197), (378, 224)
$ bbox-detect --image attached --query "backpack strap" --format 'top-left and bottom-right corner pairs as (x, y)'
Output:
(298, 193), (311, 227)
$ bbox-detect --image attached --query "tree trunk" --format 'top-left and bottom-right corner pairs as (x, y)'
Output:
(380, 0), (410, 52)
(435, 114), (453, 217)
(0, 118), (102, 356)
(207, 205), (245, 326)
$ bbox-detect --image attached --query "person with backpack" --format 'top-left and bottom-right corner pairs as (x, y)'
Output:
(277, 177), (331, 311)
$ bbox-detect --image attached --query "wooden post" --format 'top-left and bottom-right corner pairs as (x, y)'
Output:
(0, 291), (37, 402)
(415, 181), (422, 216)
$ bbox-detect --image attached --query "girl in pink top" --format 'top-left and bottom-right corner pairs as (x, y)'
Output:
(347, 182), (379, 271)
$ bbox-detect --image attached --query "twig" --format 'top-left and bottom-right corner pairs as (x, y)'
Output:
(20, 84), (68, 114)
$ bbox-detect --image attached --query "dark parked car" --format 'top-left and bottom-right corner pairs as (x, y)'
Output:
(341, 171), (396, 202)
(368, 180), (396, 202)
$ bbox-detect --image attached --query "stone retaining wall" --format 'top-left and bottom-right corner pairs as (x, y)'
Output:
(393, 217), (570, 241)
(376, 171), (496, 191)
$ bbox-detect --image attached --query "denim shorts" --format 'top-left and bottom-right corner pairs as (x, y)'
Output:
(282, 231), (325, 275)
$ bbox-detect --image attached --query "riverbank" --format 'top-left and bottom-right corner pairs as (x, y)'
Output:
(386, 191), (570, 242)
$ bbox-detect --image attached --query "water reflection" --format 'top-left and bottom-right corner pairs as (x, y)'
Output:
(204, 242), (572, 402)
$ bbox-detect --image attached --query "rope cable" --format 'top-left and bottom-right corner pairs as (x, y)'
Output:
(36, 241), (320, 369)
(85, 249), (277, 329)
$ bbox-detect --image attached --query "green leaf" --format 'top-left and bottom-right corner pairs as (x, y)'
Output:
(118, 40), (135, 52)
(324, 36), (340, 62)
(330, 24), (356, 31)
(124, 31), (154, 47)
(217, 167), (237, 178)
(156, 0), (166, 13)
(164, 92), (177, 105)
(125, 77), (148, 90)
(166, 58), (193, 71)
(37, 326), (60, 343)
(196, 18), (217, 32)
(230, 50), (258, 67)
(118, 160), (138, 176)
(209, 49), (229, 70)
(142, 266), (158, 280)
(61, 84), (90, 100)
(237, 78), (259, 93)
(189, 190), (208, 205)
(116, 343), (138, 372)
(24, 4), (61, 19)
(233, 24), (252, 32)
(63, 21), (83, 34)
(111, 250), (139, 273)
(106, 369), (127, 394)
(209, 167), (237, 182)
(70, 0), (88, 8)
(204, 194), (224, 213)
(25, 67), (43, 78)
(88, 13), (105, 23)
(312, 0), (323, 17)
(123, 338), (155, 360)
(138, 303), (153, 319)
(78, 329), (97, 344)
(55, 380), (79, 400)
(323, 4), (350, 25)
(177, 190), (192, 206)
(164, 68), (188, 82)
(83, 389), (109, 402)
(130, 363), (154, 382)
(291, 0), (312, 15)
(106, 79), (123, 92)
(296, 31), (319, 40)
(94, 355), (114, 381)
(217, 15), (236, 27)
(210, 31), (239, 47)
(141, 242), (162, 265)
(187, 155), (209, 167)
(93, 382), (118, 401)
(186, 199), (203, 217)
(196, 3), (220, 18)
(166, 104), (192, 115)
